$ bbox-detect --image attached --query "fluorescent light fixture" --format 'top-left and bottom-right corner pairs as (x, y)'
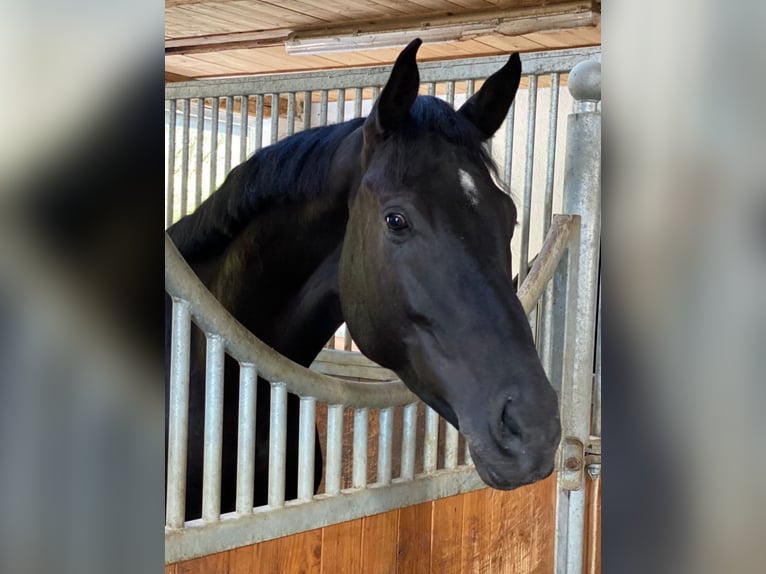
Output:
(285, 24), (495, 56)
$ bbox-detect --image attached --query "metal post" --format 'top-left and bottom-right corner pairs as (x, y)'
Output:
(352, 408), (369, 488)
(239, 95), (249, 163)
(400, 403), (417, 480)
(377, 407), (393, 484)
(236, 363), (257, 514)
(165, 100), (176, 228)
(267, 382), (287, 507)
(423, 407), (439, 473)
(325, 404), (343, 495)
(554, 58), (601, 574)
(202, 334), (225, 522)
(180, 99), (190, 218)
(297, 397), (317, 501)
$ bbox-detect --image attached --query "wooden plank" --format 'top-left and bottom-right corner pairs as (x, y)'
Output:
(584, 473), (601, 574)
(360, 509), (400, 573)
(460, 488), (492, 573)
(165, 564), (177, 574)
(430, 494), (464, 574)
(253, 528), (323, 573)
(176, 550), (229, 574)
(227, 544), (254, 573)
(396, 501), (433, 573)
(321, 518), (363, 574)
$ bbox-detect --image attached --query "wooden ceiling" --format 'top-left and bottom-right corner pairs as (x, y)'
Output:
(165, 0), (601, 81)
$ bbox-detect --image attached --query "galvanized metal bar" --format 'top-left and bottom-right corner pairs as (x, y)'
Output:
(267, 382), (287, 507)
(377, 407), (393, 484)
(444, 423), (459, 469)
(426, 82), (435, 97)
(319, 90), (328, 126)
(371, 86), (380, 102)
(224, 96), (233, 174)
(202, 334), (225, 522)
(446, 80), (455, 106)
(519, 74), (538, 286)
(209, 97), (219, 193)
(593, 277), (602, 437)
(303, 91), (312, 129)
(165, 100), (176, 228)
(195, 98), (205, 207)
(465, 444), (474, 466)
(166, 297), (191, 528)
(566, 488), (586, 574)
(352, 408), (369, 489)
(235, 363), (257, 514)
(400, 403), (417, 479)
(466, 78), (475, 98)
(254, 94), (264, 152)
(544, 73), (561, 232)
(325, 404), (343, 495)
(423, 406), (439, 473)
(166, 47), (601, 100)
(286, 92), (295, 136)
(503, 101), (516, 192)
(297, 396), (317, 501)
(336, 88), (345, 124)
(353, 87), (362, 118)
(180, 99), (191, 217)
(269, 93), (279, 144)
(239, 95), (249, 164)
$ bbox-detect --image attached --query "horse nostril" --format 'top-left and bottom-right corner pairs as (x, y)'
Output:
(501, 399), (524, 440)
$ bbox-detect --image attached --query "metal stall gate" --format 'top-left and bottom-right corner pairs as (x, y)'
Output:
(165, 47), (601, 573)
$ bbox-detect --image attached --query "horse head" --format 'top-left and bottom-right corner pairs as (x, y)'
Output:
(339, 39), (560, 490)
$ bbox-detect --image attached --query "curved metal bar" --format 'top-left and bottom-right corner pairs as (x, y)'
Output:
(164, 214), (577, 409)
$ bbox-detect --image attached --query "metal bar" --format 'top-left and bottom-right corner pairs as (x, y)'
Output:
(377, 407), (393, 484)
(400, 403), (417, 479)
(544, 73), (561, 232)
(465, 444), (474, 466)
(353, 87), (362, 119)
(202, 334), (225, 522)
(195, 98), (204, 208)
(343, 325), (352, 351)
(286, 92), (295, 136)
(426, 82), (435, 97)
(423, 407), (439, 473)
(336, 88), (345, 124)
(325, 404), (343, 495)
(297, 397), (317, 501)
(586, 465), (602, 574)
(209, 97), (219, 193)
(224, 96), (233, 174)
(466, 78), (475, 98)
(566, 488), (586, 573)
(319, 90), (328, 126)
(180, 99), (191, 217)
(235, 363), (257, 514)
(503, 101), (516, 192)
(371, 86), (380, 102)
(166, 298), (191, 528)
(444, 423), (459, 469)
(269, 93), (279, 144)
(303, 91), (312, 129)
(519, 74), (538, 286)
(254, 94), (264, 152)
(267, 382), (287, 507)
(352, 408), (369, 489)
(593, 277), (602, 437)
(446, 80), (455, 106)
(166, 47), (602, 100)
(239, 95), (249, 163)
(165, 100), (176, 228)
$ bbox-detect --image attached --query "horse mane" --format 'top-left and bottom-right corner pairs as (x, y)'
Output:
(168, 118), (365, 261)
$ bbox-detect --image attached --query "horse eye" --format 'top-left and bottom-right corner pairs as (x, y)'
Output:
(385, 213), (409, 231)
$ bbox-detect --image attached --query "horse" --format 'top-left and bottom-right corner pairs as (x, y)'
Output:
(166, 39), (561, 520)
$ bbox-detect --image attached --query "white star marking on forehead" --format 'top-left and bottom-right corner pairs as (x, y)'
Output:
(458, 168), (479, 206)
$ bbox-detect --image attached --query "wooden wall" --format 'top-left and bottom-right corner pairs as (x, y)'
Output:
(168, 474), (557, 574)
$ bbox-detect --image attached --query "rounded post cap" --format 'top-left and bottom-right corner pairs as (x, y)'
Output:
(568, 60), (601, 102)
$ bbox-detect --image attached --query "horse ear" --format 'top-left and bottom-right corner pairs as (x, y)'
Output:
(370, 38), (422, 133)
(458, 52), (522, 139)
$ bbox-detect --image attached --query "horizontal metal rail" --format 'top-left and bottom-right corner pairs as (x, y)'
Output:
(165, 214), (578, 409)
(165, 47), (601, 101)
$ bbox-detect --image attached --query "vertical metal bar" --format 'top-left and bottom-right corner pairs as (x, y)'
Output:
(519, 75), (539, 286)
(377, 407), (393, 484)
(352, 408), (369, 488)
(236, 363), (257, 514)
(180, 99), (191, 218)
(201, 334), (225, 522)
(400, 403), (417, 479)
(503, 101), (516, 193)
(297, 397), (317, 501)
(566, 488), (586, 573)
(254, 94), (264, 152)
(239, 95), (249, 163)
(426, 82), (435, 97)
(444, 423), (459, 469)
(465, 444), (474, 466)
(224, 96), (233, 174)
(209, 97), (219, 192)
(593, 277), (602, 437)
(371, 86), (380, 102)
(195, 98), (205, 207)
(336, 88), (346, 124)
(446, 81), (455, 106)
(286, 92), (295, 136)
(343, 324), (352, 351)
(423, 406), (439, 473)
(267, 382), (287, 507)
(165, 100), (176, 228)
(303, 91), (312, 129)
(353, 87), (362, 119)
(269, 93), (279, 144)
(325, 404), (343, 495)
(319, 90), (328, 126)
(466, 78), (475, 98)
(165, 298), (190, 528)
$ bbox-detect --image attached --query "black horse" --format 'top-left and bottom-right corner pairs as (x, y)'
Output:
(166, 39), (560, 520)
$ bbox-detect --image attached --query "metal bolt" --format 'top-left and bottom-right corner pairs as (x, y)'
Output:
(564, 456), (582, 472)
